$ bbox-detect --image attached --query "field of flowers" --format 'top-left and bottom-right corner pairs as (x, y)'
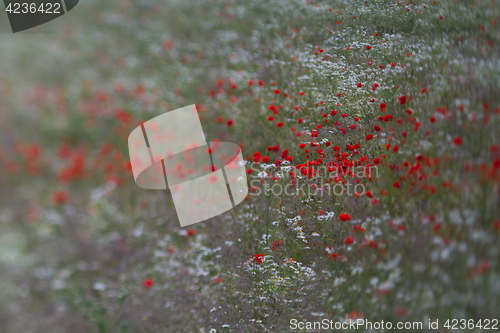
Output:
(0, 0), (499, 332)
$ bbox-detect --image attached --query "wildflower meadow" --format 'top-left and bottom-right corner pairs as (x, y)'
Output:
(0, 0), (499, 332)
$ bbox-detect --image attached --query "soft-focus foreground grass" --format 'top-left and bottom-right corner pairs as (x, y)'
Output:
(0, 0), (499, 332)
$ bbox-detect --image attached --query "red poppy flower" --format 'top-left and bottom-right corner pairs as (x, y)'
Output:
(226, 119), (234, 126)
(339, 213), (353, 221)
(366, 46), (372, 50)
(116, 110), (133, 125)
(272, 239), (282, 251)
(254, 254), (264, 263)
(357, 82), (362, 88)
(398, 95), (407, 105)
(365, 134), (374, 141)
(344, 235), (354, 244)
(142, 278), (154, 288)
(494, 219), (500, 230)
(52, 191), (69, 205)
(453, 136), (463, 145)
(276, 122), (284, 127)
(187, 229), (196, 237)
